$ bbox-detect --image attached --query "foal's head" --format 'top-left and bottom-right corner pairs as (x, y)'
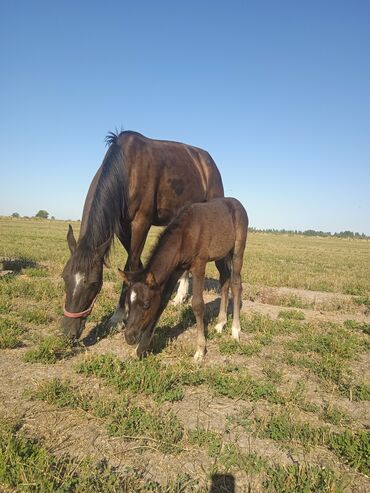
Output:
(118, 269), (161, 350)
(60, 225), (108, 339)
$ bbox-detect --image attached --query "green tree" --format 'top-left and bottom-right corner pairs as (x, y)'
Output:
(35, 210), (49, 219)
(11, 212), (20, 218)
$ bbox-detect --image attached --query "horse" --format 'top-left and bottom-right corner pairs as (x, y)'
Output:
(61, 131), (224, 339)
(119, 197), (248, 361)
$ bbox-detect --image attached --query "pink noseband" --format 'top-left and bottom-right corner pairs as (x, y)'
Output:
(63, 296), (97, 319)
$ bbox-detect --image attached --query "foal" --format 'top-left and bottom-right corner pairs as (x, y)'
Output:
(119, 198), (248, 361)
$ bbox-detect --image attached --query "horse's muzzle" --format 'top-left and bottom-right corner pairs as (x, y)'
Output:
(124, 329), (141, 346)
(60, 316), (86, 340)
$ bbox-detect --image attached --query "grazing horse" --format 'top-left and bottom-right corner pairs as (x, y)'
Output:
(61, 131), (224, 339)
(119, 198), (248, 361)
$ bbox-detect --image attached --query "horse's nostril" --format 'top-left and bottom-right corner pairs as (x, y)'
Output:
(125, 331), (137, 345)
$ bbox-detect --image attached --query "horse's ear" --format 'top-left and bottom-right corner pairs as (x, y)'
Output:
(145, 272), (157, 288)
(96, 239), (111, 260)
(67, 225), (77, 254)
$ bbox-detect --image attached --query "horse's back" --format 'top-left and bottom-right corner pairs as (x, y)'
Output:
(116, 131), (224, 223)
(185, 198), (248, 261)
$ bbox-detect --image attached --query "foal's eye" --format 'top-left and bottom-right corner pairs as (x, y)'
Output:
(143, 301), (150, 310)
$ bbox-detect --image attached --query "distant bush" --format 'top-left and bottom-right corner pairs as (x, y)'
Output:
(11, 212), (20, 218)
(35, 210), (49, 219)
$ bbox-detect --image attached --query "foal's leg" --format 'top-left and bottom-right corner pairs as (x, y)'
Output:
(172, 271), (190, 305)
(214, 256), (231, 333)
(191, 263), (206, 362)
(230, 242), (245, 341)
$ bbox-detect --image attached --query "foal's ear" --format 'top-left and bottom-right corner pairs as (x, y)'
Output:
(118, 268), (131, 285)
(67, 225), (77, 255)
(145, 272), (157, 288)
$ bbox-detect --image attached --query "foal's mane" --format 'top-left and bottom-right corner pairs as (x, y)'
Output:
(73, 132), (127, 272)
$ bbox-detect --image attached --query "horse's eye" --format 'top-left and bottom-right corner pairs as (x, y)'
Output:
(143, 301), (150, 310)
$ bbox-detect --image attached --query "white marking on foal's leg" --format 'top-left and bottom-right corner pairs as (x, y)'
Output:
(231, 323), (241, 342)
(107, 305), (125, 330)
(215, 321), (226, 333)
(193, 347), (205, 363)
(173, 271), (189, 305)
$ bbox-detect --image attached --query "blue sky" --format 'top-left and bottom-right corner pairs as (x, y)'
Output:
(1, 0), (369, 233)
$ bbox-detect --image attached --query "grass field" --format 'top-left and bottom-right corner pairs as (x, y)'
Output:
(0, 217), (369, 492)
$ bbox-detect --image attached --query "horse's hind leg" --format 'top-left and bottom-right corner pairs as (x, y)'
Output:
(173, 271), (190, 305)
(230, 239), (246, 341)
(191, 263), (206, 363)
(215, 255), (231, 333)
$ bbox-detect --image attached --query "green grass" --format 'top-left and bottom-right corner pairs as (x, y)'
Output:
(240, 312), (304, 336)
(0, 419), (197, 492)
(285, 353), (370, 401)
(0, 318), (26, 349)
(76, 354), (284, 405)
(278, 309), (305, 320)
(188, 428), (223, 457)
(286, 324), (367, 360)
(30, 378), (183, 454)
(344, 319), (370, 335)
(76, 353), (184, 403)
(19, 306), (52, 324)
(263, 463), (346, 493)
(23, 335), (75, 364)
(218, 338), (262, 356)
(256, 412), (370, 474)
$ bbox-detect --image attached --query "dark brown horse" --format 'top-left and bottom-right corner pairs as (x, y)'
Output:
(119, 198), (248, 361)
(61, 131), (224, 339)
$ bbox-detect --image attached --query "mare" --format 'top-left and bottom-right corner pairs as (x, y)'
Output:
(119, 197), (248, 361)
(61, 131), (224, 339)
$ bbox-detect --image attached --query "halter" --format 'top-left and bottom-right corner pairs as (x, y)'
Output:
(63, 296), (97, 319)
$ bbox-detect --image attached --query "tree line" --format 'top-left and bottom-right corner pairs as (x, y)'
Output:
(249, 227), (369, 239)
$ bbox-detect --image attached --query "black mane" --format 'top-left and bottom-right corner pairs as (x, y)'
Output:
(73, 140), (127, 272)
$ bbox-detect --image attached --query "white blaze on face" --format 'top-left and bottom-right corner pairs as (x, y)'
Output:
(73, 272), (85, 297)
(130, 289), (137, 304)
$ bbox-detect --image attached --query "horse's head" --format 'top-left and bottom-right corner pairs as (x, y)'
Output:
(60, 225), (108, 339)
(118, 269), (161, 354)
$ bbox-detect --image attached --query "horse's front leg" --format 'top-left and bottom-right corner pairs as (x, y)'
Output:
(108, 218), (150, 331)
(191, 263), (206, 363)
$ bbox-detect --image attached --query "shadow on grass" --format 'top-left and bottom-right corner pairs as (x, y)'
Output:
(82, 313), (121, 347)
(0, 257), (37, 275)
(151, 298), (224, 354)
(210, 474), (235, 493)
